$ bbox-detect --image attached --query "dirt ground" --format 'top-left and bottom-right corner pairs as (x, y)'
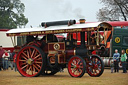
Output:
(0, 68), (128, 85)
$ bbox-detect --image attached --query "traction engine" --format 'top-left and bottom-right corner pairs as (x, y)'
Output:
(6, 19), (110, 77)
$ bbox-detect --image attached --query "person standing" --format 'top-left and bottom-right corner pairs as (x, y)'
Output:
(110, 60), (114, 73)
(13, 54), (17, 72)
(113, 49), (120, 73)
(0, 46), (5, 71)
(2, 50), (10, 70)
(8, 50), (13, 70)
(11, 51), (15, 70)
(121, 49), (127, 73)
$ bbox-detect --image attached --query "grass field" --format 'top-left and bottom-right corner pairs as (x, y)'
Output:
(0, 68), (128, 85)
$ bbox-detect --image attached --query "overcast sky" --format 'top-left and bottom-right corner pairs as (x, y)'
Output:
(21, 0), (103, 28)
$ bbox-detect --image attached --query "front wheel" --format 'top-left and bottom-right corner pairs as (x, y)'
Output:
(86, 55), (104, 77)
(68, 55), (86, 77)
(16, 46), (46, 77)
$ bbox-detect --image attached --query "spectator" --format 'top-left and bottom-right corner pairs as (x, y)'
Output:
(121, 49), (127, 73)
(8, 50), (13, 70)
(11, 51), (15, 69)
(113, 49), (120, 73)
(110, 60), (114, 73)
(2, 50), (10, 70)
(0, 46), (5, 71)
(13, 54), (17, 72)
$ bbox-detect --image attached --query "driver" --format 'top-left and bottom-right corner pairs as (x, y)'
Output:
(90, 34), (96, 45)
(41, 34), (58, 42)
(26, 35), (38, 44)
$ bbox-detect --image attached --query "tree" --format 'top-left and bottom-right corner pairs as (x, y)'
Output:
(0, 0), (28, 29)
(97, 0), (128, 21)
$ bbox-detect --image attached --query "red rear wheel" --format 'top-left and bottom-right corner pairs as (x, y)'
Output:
(16, 46), (46, 77)
(86, 55), (104, 77)
(68, 56), (86, 77)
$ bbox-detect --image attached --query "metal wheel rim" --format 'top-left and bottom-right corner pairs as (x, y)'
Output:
(16, 46), (43, 77)
(68, 56), (84, 77)
(87, 56), (102, 76)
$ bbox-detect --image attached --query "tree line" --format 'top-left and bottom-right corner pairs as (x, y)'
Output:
(97, 0), (128, 21)
(0, 0), (128, 29)
(0, 0), (28, 29)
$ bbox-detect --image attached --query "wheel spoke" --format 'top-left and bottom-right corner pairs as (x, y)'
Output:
(22, 52), (29, 58)
(33, 50), (38, 58)
(71, 62), (75, 66)
(36, 58), (42, 60)
(21, 62), (27, 65)
(31, 49), (35, 58)
(98, 66), (101, 69)
(70, 65), (74, 68)
(79, 69), (82, 73)
(35, 61), (42, 64)
(29, 48), (32, 58)
(94, 69), (97, 73)
(27, 50), (30, 58)
(25, 65), (29, 72)
(33, 65), (36, 74)
(19, 59), (26, 62)
(27, 66), (31, 74)
(21, 55), (27, 60)
(21, 64), (28, 70)
(33, 64), (40, 72)
(33, 54), (41, 60)
(72, 68), (77, 73)
(72, 60), (76, 65)
(35, 64), (41, 68)
(79, 62), (83, 66)
(97, 63), (101, 65)
(79, 66), (83, 69)
(77, 59), (80, 65)
(30, 65), (33, 75)
(76, 69), (79, 73)
(73, 60), (77, 64)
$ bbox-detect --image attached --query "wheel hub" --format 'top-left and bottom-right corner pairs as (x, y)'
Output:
(73, 65), (77, 69)
(26, 58), (34, 65)
(94, 64), (98, 69)
(73, 65), (79, 69)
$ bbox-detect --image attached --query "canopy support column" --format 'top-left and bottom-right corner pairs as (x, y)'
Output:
(80, 32), (85, 48)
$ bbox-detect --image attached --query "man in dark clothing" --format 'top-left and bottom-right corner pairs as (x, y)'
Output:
(26, 35), (38, 44)
(113, 49), (120, 72)
(26, 35), (35, 44)
(0, 46), (5, 71)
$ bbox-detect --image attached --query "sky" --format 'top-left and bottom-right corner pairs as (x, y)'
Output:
(21, 0), (103, 28)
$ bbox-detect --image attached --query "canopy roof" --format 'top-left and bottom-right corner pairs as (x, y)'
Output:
(6, 22), (112, 36)
(107, 21), (128, 27)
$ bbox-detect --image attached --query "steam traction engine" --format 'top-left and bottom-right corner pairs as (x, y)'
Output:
(6, 20), (112, 77)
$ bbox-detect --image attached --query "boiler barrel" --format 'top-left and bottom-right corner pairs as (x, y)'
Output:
(41, 20), (76, 27)
(76, 48), (87, 56)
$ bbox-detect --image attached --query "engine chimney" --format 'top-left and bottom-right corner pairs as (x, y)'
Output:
(79, 19), (85, 24)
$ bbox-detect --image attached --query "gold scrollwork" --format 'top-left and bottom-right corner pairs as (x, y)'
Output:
(53, 43), (60, 50)
(115, 37), (120, 43)
(126, 49), (128, 54)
